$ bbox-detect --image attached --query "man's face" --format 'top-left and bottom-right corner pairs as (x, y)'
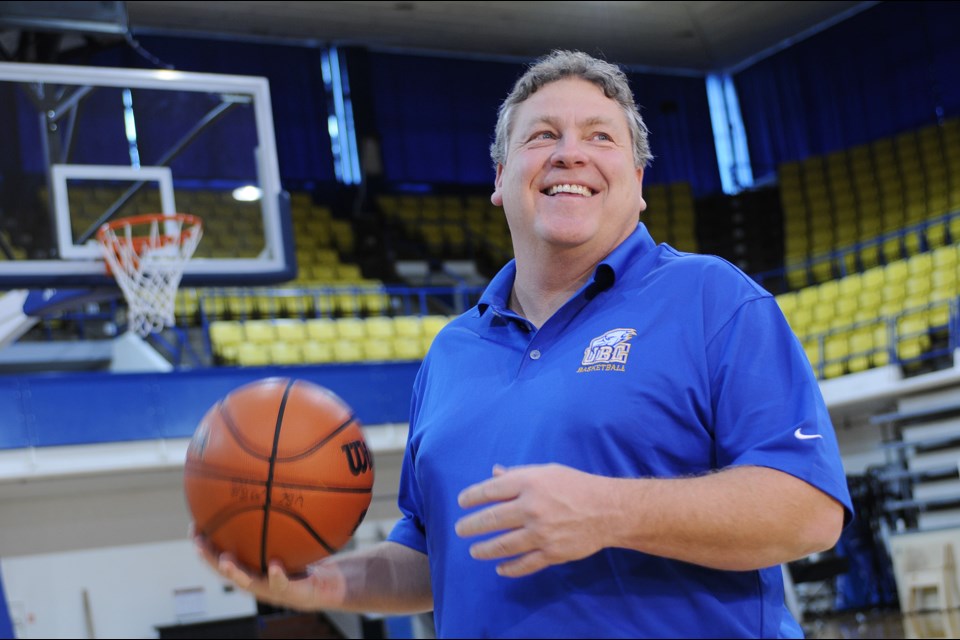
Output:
(492, 77), (646, 259)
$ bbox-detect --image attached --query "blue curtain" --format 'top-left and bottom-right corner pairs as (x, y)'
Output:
(369, 52), (522, 186)
(735, 1), (960, 182)
(628, 72), (720, 195)
(368, 52), (721, 195)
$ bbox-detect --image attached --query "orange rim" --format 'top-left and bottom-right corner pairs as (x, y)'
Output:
(96, 213), (203, 243)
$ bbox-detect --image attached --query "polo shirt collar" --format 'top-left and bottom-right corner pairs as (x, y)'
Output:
(477, 222), (657, 316)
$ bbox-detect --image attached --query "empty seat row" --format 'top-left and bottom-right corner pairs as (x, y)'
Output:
(209, 315), (453, 366)
(780, 117), (960, 272)
(777, 243), (960, 379)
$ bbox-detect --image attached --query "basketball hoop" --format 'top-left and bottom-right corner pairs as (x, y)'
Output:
(96, 213), (203, 337)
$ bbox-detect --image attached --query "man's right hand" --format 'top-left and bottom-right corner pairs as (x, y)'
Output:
(194, 534), (347, 611)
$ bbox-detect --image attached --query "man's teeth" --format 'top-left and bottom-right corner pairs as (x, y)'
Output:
(545, 184), (593, 197)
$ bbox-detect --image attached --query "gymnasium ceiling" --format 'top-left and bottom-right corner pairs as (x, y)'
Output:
(2, 1), (876, 74)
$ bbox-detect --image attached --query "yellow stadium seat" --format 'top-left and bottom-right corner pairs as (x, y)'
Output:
(365, 316), (396, 339)
(244, 319), (277, 344)
(908, 252), (933, 277)
(858, 244), (881, 270)
(225, 294), (257, 319)
(274, 319), (308, 343)
(335, 291), (362, 316)
(301, 342), (334, 363)
(237, 343), (271, 367)
(789, 306), (812, 336)
(362, 339), (396, 362)
(332, 340), (364, 363)
(926, 220), (949, 249)
(307, 293), (335, 317)
(176, 289), (200, 324)
(848, 330), (874, 373)
(305, 318), (338, 342)
(818, 280), (840, 303)
(811, 261), (834, 284)
(362, 289), (391, 316)
(932, 270), (957, 294)
(837, 273), (862, 298)
(897, 313), (931, 358)
(797, 286), (819, 307)
(928, 290), (951, 328)
(932, 244), (958, 270)
(335, 263), (363, 282)
(856, 288), (882, 312)
(775, 292), (798, 316)
(393, 336), (424, 360)
(880, 283), (906, 317)
(336, 317), (367, 340)
(885, 261), (909, 285)
(881, 237), (903, 263)
(310, 264), (337, 282)
(394, 316), (423, 338)
(270, 342), (303, 365)
(905, 277), (931, 299)
(812, 302), (834, 328)
(209, 320), (244, 356)
(861, 266), (886, 291)
(833, 296), (858, 326)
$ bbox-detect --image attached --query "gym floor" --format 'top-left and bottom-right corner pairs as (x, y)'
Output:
(804, 609), (912, 639)
(802, 610), (960, 639)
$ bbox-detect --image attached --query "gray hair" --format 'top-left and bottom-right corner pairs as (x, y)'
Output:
(490, 50), (652, 169)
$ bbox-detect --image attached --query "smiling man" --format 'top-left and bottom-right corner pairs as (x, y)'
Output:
(199, 50), (853, 639)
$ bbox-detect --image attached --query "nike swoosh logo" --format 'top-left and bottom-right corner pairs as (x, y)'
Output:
(794, 428), (823, 441)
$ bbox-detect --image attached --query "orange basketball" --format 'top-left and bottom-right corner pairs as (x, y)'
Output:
(184, 377), (374, 576)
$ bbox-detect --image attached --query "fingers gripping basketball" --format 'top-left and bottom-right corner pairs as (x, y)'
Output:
(184, 378), (374, 576)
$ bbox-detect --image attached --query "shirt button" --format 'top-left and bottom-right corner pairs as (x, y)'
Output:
(530, 349), (541, 360)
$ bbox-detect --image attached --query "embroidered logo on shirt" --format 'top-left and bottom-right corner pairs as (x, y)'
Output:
(577, 328), (637, 373)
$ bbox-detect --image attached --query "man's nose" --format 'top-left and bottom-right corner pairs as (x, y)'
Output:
(550, 135), (588, 167)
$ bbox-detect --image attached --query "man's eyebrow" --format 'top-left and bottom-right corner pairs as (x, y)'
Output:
(523, 115), (616, 129)
(579, 116), (616, 128)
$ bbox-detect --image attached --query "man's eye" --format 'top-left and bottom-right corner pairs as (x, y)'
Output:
(594, 132), (612, 141)
(533, 131), (557, 140)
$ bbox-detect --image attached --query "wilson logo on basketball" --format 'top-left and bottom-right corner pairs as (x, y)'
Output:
(342, 440), (373, 475)
(577, 328), (637, 373)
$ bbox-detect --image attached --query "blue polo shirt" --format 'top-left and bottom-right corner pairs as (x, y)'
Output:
(389, 223), (853, 638)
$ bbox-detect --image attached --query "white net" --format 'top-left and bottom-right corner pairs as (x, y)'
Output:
(97, 214), (203, 337)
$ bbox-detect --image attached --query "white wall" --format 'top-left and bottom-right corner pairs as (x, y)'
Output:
(2, 539), (256, 639)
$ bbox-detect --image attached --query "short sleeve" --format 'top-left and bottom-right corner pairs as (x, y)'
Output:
(706, 297), (854, 523)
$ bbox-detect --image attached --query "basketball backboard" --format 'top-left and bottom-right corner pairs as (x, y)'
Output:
(0, 61), (295, 287)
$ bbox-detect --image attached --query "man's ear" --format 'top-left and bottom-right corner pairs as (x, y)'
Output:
(636, 167), (647, 215)
(491, 163), (505, 207)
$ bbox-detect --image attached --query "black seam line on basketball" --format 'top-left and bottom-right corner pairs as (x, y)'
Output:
(202, 504), (266, 537)
(261, 378), (295, 575)
(273, 414), (359, 463)
(271, 507), (338, 555)
(216, 402), (357, 464)
(217, 400), (274, 462)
